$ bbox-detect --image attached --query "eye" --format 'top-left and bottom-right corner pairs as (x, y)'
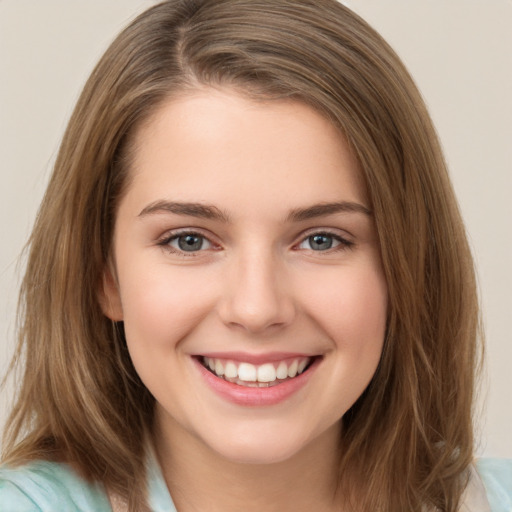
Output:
(297, 232), (351, 251)
(166, 233), (212, 253)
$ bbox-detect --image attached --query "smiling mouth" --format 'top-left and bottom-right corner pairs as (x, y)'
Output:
(199, 356), (316, 388)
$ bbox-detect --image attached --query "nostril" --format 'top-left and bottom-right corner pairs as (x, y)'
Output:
(219, 300), (296, 334)
(216, 266), (296, 333)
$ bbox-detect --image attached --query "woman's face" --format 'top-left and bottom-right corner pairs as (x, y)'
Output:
(102, 88), (388, 464)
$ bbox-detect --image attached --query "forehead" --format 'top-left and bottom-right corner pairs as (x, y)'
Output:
(125, 88), (367, 215)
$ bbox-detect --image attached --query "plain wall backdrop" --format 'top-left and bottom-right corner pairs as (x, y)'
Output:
(1, 1), (511, 457)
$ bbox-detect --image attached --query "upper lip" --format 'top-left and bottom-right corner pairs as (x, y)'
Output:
(192, 351), (319, 365)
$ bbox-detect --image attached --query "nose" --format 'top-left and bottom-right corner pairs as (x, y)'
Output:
(217, 250), (296, 334)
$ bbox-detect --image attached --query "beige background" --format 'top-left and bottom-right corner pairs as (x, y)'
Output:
(1, 1), (510, 457)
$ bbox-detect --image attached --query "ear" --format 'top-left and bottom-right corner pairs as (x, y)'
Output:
(98, 267), (124, 321)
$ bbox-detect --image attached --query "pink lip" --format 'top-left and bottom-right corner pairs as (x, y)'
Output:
(192, 356), (320, 407)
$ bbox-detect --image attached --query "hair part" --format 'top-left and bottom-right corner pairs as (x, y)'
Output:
(2, 1), (482, 511)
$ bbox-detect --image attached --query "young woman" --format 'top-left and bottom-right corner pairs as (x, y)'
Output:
(1, 1), (510, 511)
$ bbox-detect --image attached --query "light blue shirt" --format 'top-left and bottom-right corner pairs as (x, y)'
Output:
(476, 459), (512, 512)
(0, 456), (510, 511)
(0, 452), (175, 512)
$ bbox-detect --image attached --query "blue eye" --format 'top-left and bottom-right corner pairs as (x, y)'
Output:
(298, 233), (346, 251)
(168, 233), (212, 252)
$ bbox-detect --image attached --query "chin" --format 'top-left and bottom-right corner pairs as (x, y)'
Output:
(212, 437), (305, 466)
(201, 420), (327, 466)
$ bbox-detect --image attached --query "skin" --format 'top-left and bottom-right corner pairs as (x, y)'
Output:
(101, 88), (388, 511)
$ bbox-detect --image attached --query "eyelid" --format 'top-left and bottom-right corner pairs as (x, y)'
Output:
(155, 226), (354, 255)
(295, 227), (353, 242)
(293, 227), (354, 251)
(157, 228), (220, 253)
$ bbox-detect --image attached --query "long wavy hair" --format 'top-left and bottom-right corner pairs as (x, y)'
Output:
(2, 1), (481, 510)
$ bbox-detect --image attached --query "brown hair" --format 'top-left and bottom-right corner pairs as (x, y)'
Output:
(2, 1), (481, 510)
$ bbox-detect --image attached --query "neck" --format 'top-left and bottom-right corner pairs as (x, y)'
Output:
(153, 418), (344, 512)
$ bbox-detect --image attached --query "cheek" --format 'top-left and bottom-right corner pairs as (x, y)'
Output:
(307, 264), (387, 413)
(118, 266), (220, 403)
(119, 264), (218, 348)
(301, 263), (388, 348)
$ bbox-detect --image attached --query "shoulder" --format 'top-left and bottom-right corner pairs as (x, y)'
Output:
(476, 458), (512, 512)
(0, 460), (112, 512)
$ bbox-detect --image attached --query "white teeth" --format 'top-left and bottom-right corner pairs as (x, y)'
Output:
(257, 363), (277, 383)
(287, 360), (299, 378)
(214, 360), (225, 376)
(238, 362), (257, 382)
(202, 356), (313, 384)
(297, 359), (308, 374)
(276, 361), (288, 380)
(224, 361), (238, 379)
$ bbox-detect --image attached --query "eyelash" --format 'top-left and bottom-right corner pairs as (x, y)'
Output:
(157, 230), (216, 257)
(296, 231), (354, 252)
(157, 229), (354, 256)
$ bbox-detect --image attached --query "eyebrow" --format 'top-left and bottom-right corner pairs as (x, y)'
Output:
(138, 201), (231, 222)
(138, 200), (371, 223)
(286, 201), (372, 222)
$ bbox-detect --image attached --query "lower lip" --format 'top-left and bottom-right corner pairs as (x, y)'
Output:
(193, 357), (320, 406)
